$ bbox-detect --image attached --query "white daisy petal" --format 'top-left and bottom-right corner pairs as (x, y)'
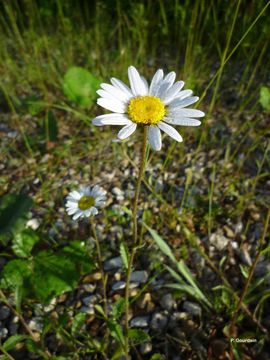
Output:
(158, 121), (183, 142)
(163, 81), (185, 104)
(173, 89), (193, 101)
(92, 114), (131, 126)
(96, 89), (117, 101)
(68, 191), (81, 200)
(118, 123), (137, 140)
(67, 207), (78, 215)
(73, 210), (83, 220)
(168, 96), (199, 109)
(148, 125), (162, 151)
(66, 201), (78, 208)
(97, 98), (126, 113)
(169, 109), (205, 118)
(128, 66), (147, 96)
(149, 69), (164, 95)
(91, 207), (98, 216)
(140, 76), (149, 93)
(165, 117), (201, 126)
(100, 83), (132, 102)
(163, 71), (176, 88)
(110, 77), (133, 97)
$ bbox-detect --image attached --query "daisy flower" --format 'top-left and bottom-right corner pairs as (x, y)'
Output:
(65, 185), (106, 221)
(93, 66), (205, 151)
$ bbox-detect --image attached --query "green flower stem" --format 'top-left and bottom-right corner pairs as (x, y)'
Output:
(124, 126), (148, 359)
(90, 218), (108, 319)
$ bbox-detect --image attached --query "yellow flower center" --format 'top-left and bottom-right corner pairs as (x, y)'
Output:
(78, 196), (95, 210)
(127, 96), (166, 125)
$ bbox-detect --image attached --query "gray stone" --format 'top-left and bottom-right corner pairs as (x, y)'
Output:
(0, 326), (8, 339)
(210, 232), (229, 250)
(104, 256), (123, 271)
(130, 316), (150, 328)
(0, 305), (11, 320)
(28, 317), (43, 332)
(112, 281), (126, 291)
(140, 342), (152, 355)
(26, 218), (40, 230)
(82, 283), (96, 293)
(150, 312), (168, 330)
(183, 301), (202, 317)
(160, 293), (176, 311)
(130, 271), (148, 283)
(80, 305), (95, 315)
(82, 295), (96, 306)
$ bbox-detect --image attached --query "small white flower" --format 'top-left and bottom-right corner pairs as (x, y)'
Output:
(93, 66), (205, 151)
(65, 186), (106, 221)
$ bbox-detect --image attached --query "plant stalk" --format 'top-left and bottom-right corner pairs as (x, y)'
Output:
(124, 126), (148, 359)
(90, 218), (108, 319)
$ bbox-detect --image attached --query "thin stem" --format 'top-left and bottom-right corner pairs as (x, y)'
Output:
(229, 208), (270, 359)
(0, 289), (51, 357)
(90, 218), (108, 319)
(124, 127), (148, 359)
(0, 344), (15, 360)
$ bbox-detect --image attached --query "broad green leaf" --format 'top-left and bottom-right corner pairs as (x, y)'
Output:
(259, 86), (270, 111)
(71, 313), (87, 336)
(32, 250), (78, 302)
(3, 334), (29, 351)
(63, 66), (100, 107)
(0, 194), (33, 243)
(120, 242), (129, 270)
(12, 228), (39, 258)
(63, 240), (94, 274)
(0, 259), (31, 289)
(145, 225), (176, 263)
(128, 329), (150, 344)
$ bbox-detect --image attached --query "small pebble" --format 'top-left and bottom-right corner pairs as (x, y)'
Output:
(0, 305), (11, 320)
(183, 301), (202, 317)
(160, 293), (176, 311)
(150, 312), (168, 330)
(104, 257), (123, 271)
(0, 327), (8, 339)
(26, 218), (40, 230)
(112, 281), (126, 291)
(130, 316), (150, 328)
(130, 270), (148, 283)
(140, 342), (152, 355)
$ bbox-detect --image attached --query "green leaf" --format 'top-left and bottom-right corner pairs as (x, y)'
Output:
(127, 329), (150, 344)
(0, 259), (31, 289)
(150, 354), (164, 360)
(63, 66), (100, 107)
(111, 297), (125, 319)
(12, 228), (39, 258)
(3, 334), (29, 351)
(63, 240), (94, 274)
(71, 313), (87, 336)
(145, 225), (176, 263)
(120, 242), (129, 270)
(94, 304), (106, 317)
(108, 320), (125, 348)
(259, 86), (270, 111)
(32, 251), (79, 302)
(0, 194), (33, 243)
(177, 260), (211, 307)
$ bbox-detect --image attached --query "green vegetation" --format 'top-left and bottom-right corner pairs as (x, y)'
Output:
(0, 1), (269, 359)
